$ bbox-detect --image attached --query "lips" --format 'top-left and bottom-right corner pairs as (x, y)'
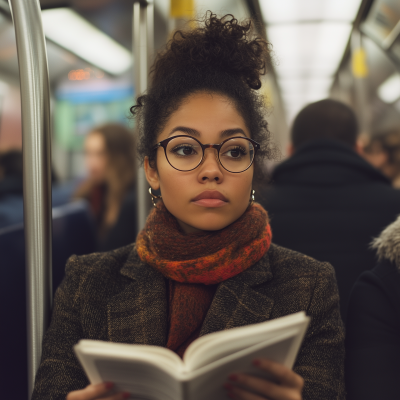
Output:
(191, 191), (228, 208)
(192, 190), (228, 202)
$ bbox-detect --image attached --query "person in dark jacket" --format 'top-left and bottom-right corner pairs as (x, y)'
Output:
(346, 216), (400, 400)
(260, 99), (400, 320)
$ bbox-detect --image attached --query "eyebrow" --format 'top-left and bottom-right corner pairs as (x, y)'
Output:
(168, 126), (248, 139)
(168, 126), (200, 137)
(220, 128), (247, 138)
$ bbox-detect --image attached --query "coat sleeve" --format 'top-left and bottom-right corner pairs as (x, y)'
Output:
(294, 262), (346, 400)
(31, 255), (90, 400)
(345, 271), (400, 400)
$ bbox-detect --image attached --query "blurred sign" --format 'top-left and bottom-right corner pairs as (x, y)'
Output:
(54, 76), (134, 150)
(170, 0), (195, 18)
(68, 68), (105, 81)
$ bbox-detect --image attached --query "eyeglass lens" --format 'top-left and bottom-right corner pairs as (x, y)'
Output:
(165, 136), (255, 172)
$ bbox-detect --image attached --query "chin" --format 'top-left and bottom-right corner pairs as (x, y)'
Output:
(188, 215), (237, 231)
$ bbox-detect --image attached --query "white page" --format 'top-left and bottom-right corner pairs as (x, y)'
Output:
(94, 359), (181, 400)
(185, 330), (300, 400)
(75, 341), (184, 377)
(74, 342), (184, 400)
(184, 312), (308, 371)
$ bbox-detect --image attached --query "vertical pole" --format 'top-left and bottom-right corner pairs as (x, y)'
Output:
(8, 0), (52, 397)
(351, 30), (370, 134)
(133, 0), (153, 232)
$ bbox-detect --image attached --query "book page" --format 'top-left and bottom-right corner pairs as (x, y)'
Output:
(74, 341), (184, 400)
(185, 331), (298, 400)
(95, 359), (181, 400)
(184, 312), (308, 372)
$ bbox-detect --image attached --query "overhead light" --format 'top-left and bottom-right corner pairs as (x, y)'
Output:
(278, 78), (332, 96)
(278, 76), (333, 121)
(260, 0), (362, 24)
(260, 0), (362, 124)
(378, 73), (400, 103)
(41, 8), (132, 75)
(268, 22), (352, 78)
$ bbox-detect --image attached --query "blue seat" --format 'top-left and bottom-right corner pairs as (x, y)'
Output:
(0, 200), (96, 400)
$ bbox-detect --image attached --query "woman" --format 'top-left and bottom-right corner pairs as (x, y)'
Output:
(32, 14), (345, 400)
(74, 123), (137, 251)
(346, 215), (400, 400)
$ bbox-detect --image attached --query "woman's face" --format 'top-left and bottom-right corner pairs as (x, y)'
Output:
(145, 93), (254, 233)
(84, 132), (108, 183)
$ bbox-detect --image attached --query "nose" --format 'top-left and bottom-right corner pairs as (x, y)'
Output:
(197, 148), (224, 183)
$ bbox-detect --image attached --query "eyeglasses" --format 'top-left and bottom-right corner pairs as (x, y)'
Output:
(153, 135), (260, 173)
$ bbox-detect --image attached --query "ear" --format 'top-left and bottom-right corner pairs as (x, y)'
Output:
(144, 156), (160, 190)
(286, 142), (295, 156)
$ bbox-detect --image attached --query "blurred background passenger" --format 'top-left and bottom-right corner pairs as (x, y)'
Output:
(0, 150), (23, 228)
(362, 129), (400, 189)
(74, 123), (137, 251)
(260, 99), (400, 320)
(346, 216), (400, 400)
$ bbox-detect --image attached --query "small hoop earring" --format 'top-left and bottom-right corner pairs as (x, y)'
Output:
(250, 189), (255, 206)
(149, 187), (162, 207)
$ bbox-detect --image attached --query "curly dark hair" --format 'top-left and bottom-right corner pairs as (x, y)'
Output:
(130, 12), (275, 184)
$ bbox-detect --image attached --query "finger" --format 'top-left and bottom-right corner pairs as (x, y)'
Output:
(67, 382), (115, 400)
(253, 359), (304, 389)
(100, 392), (131, 400)
(226, 384), (269, 400)
(226, 375), (301, 400)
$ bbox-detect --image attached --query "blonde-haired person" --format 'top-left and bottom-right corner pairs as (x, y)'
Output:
(74, 123), (137, 251)
(32, 14), (345, 400)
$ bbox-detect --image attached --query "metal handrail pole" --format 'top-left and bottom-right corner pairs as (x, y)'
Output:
(8, 0), (52, 397)
(146, 1), (154, 74)
(133, 0), (153, 232)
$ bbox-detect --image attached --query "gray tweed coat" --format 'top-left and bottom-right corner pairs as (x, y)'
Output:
(32, 243), (345, 400)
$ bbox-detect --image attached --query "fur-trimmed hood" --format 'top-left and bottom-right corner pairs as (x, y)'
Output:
(371, 215), (400, 266)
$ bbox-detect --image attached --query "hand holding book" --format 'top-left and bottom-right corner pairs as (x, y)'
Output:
(73, 312), (309, 400)
(66, 382), (129, 400)
(66, 358), (304, 400)
(224, 358), (304, 400)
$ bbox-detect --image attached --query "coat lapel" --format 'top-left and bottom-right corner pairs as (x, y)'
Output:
(107, 246), (168, 346)
(200, 254), (274, 336)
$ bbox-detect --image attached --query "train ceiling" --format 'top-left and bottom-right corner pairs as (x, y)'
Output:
(0, 0), (397, 133)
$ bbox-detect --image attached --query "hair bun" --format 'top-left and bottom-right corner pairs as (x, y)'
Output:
(152, 12), (271, 90)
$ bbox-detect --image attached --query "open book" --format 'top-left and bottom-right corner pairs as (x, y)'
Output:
(74, 312), (310, 400)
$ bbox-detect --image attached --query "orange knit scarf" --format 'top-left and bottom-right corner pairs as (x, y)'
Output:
(136, 202), (272, 284)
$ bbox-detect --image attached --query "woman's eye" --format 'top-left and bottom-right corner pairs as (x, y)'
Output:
(224, 147), (246, 158)
(173, 145), (196, 156)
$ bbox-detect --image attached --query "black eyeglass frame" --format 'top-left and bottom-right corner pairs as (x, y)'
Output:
(152, 135), (261, 173)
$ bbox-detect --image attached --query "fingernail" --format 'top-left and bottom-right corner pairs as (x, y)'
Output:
(105, 382), (114, 390)
(228, 374), (238, 382)
(122, 393), (130, 399)
(224, 383), (233, 390)
(253, 359), (261, 366)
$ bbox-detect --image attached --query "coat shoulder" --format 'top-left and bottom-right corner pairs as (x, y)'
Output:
(266, 243), (336, 279)
(64, 243), (136, 278)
